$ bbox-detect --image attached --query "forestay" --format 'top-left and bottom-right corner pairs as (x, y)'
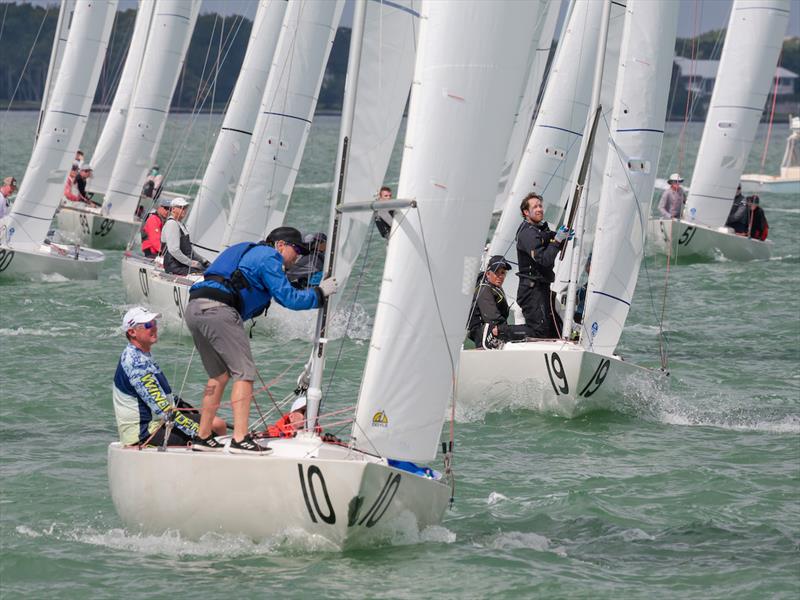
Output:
(3, 0), (117, 250)
(352, 0), (540, 462)
(492, 0), (560, 214)
(90, 0), (156, 194)
(103, 0), (200, 221)
(222, 0), (344, 248)
(581, 0), (679, 356)
(185, 0), (287, 257)
(684, 0), (790, 228)
(328, 0), (420, 304)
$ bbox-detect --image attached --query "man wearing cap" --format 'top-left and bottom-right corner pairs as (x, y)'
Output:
(287, 232), (327, 288)
(516, 192), (572, 339)
(160, 197), (209, 275)
(0, 176), (17, 219)
(374, 186), (394, 239)
(725, 184), (749, 233)
(75, 163), (98, 206)
(140, 198), (171, 258)
(658, 173), (686, 219)
(113, 307), (226, 447)
(467, 255), (530, 349)
(185, 226), (338, 453)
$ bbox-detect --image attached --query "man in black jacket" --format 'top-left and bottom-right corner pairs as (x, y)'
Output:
(515, 192), (571, 339)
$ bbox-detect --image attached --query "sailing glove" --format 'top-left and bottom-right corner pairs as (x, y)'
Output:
(554, 226), (575, 244)
(318, 277), (338, 297)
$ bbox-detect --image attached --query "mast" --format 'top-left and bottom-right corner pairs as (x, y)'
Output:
(36, 0), (75, 140)
(304, 0), (368, 432)
(560, 0), (612, 340)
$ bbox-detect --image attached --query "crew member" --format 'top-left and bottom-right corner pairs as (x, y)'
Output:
(374, 186), (394, 239)
(141, 198), (171, 258)
(287, 232), (326, 288)
(658, 173), (686, 219)
(0, 176), (17, 219)
(515, 193), (571, 339)
(185, 226), (338, 453)
(160, 197), (209, 275)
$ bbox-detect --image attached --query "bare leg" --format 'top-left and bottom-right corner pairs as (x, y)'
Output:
(230, 379), (254, 442)
(211, 416), (227, 436)
(198, 373), (229, 438)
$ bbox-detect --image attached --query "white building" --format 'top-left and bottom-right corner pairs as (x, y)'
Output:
(674, 57), (797, 97)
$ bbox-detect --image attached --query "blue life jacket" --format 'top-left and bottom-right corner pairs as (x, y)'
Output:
(191, 242), (268, 318)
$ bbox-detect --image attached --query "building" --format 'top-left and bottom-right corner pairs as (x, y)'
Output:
(673, 57), (798, 97)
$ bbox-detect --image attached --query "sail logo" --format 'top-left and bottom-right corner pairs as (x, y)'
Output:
(591, 321), (599, 338)
(372, 411), (389, 427)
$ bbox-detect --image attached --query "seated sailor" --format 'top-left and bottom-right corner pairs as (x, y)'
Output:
(112, 307), (226, 447)
(466, 255), (529, 349)
(160, 197), (210, 275)
(287, 232), (326, 288)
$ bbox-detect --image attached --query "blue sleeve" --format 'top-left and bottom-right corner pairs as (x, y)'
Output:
(249, 250), (320, 310)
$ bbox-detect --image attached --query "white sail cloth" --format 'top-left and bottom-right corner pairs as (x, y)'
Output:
(352, 0), (542, 462)
(103, 0), (200, 221)
(90, 0), (156, 194)
(581, 0), (679, 356)
(327, 0), (420, 305)
(185, 0), (287, 256)
(37, 0), (76, 138)
(684, 0), (790, 228)
(492, 0), (560, 214)
(2, 0), (117, 250)
(222, 0), (344, 248)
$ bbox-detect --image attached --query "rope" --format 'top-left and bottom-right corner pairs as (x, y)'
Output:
(759, 54), (782, 174)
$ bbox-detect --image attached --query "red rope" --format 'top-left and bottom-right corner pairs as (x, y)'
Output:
(760, 52), (783, 173)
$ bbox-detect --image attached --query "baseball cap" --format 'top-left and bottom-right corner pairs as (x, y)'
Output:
(79, 163), (93, 171)
(266, 226), (309, 255)
(159, 197), (173, 207)
(667, 173), (684, 183)
(2, 176), (17, 187)
(121, 306), (161, 331)
(303, 232), (327, 244)
(486, 255), (511, 272)
(170, 197), (189, 208)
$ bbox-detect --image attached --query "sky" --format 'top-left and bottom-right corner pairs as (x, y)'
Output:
(17, 0), (800, 38)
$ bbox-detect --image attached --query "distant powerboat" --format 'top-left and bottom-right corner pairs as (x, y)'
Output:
(740, 116), (800, 195)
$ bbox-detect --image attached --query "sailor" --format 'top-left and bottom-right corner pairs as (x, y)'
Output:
(185, 226), (338, 453)
(142, 165), (163, 199)
(658, 173), (686, 219)
(287, 232), (327, 288)
(746, 195), (769, 241)
(0, 176), (17, 219)
(73, 150), (84, 171)
(515, 192), (572, 339)
(140, 197), (171, 258)
(466, 255), (529, 349)
(725, 184), (749, 234)
(374, 186), (394, 239)
(160, 197), (209, 275)
(113, 306), (226, 447)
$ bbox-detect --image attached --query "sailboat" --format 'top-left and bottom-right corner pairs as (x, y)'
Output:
(0, 0), (117, 280)
(55, 0), (200, 251)
(107, 0), (537, 545)
(648, 0), (790, 262)
(740, 115), (800, 194)
(457, 0), (678, 418)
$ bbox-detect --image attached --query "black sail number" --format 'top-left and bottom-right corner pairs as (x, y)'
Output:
(138, 268), (149, 297)
(579, 359), (611, 398)
(357, 473), (401, 529)
(0, 249), (14, 272)
(298, 464), (336, 525)
(173, 286), (184, 317)
(79, 213), (90, 235)
(544, 352), (569, 395)
(678, 226), (696, 246)
(94, 218), (114, 237)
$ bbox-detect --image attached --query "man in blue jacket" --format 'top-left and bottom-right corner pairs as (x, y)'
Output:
(185, 226), (338, 453)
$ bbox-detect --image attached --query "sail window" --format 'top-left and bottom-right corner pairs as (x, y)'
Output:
(544, 146), (566, 160)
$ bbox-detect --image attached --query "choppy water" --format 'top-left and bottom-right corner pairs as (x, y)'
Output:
(1, 112), (798, 599)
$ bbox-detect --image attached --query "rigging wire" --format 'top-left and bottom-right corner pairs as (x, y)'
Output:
(759, 54), (782, 175)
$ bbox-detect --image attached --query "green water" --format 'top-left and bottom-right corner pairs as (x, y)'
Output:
(0, 112), (798, 598)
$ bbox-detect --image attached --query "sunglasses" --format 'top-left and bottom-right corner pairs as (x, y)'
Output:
(131, 320), (157, 329)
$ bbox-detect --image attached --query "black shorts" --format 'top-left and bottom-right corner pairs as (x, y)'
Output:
(141, 399), (200, 447)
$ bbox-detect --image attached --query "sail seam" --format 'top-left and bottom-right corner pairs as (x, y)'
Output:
(260, 110), (312, 124)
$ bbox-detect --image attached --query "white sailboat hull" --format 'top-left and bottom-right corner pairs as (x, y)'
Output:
(56, 204), (139, 250)
(647, 218), (773, 262)
(456, 340), (665, 419)
(120, 253), (196, 327)
(108, 435), (450, 548)
(0, 242), (104, 280)
(738, 174), (800, 195)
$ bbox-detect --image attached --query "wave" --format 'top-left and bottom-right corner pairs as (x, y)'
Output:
(655, 411), (800, 434)
(766, 207), (800, 214)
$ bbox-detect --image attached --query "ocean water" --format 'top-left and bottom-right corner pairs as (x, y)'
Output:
(0, 111), (798, 599)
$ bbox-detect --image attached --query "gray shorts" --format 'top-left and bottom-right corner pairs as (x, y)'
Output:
(184, 298), (256, 382)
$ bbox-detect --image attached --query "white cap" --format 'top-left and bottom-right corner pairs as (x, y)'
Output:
(121, 306), (161, 331)
(667, 173), (684, 183)
(171, 197), (189, 208)
(79, 162), (93, 171)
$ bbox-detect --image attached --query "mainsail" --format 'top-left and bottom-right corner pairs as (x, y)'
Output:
(90, 0), (156, 194)
(581, 0), (679, 356)
(184, 0), (288, 256)
(103, 0), (200, 221)
(3, 0), (117, 250)
(222, 0), (344, 248)
(684, 0), (790, 228)
(352, 0), (541, 462)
